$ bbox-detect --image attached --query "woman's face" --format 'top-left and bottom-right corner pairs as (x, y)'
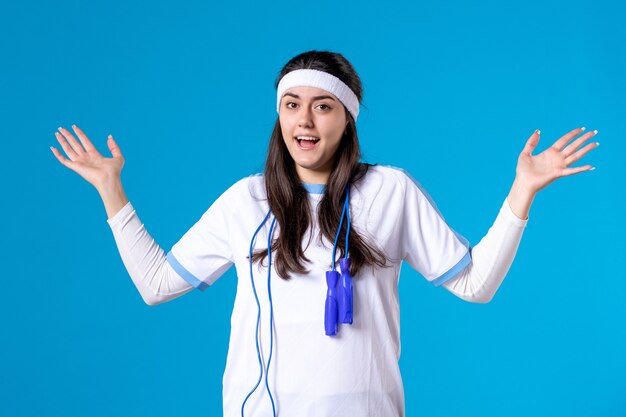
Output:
(279, 86), (349, 184)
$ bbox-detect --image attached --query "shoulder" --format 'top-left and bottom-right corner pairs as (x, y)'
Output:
(215, 173), (266, 207)
(233, 172), (265, 194)
(358, 164), (437, 210)
(359, 164), (418, 191)
(348, 165), (414, 210)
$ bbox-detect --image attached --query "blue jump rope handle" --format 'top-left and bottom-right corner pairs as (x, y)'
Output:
(325, 270), (340, 336)
(338, 258), (353, 324)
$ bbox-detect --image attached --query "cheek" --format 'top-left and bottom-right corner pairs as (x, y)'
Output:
(329, 136), (343, 155)
(322, 115), (347, 141)
(324, 125), (345, 147)
(279, 118), (293, 139)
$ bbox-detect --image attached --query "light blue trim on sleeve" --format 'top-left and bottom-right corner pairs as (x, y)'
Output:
(431, 251), (472, 287)
(166, 250), (210, 291)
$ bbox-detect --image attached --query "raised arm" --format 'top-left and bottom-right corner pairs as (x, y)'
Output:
(51, 125), (193, 305)
(106, 199), (194, 305)
(442, 197), (527, 303)
(442, 127), (599, 303)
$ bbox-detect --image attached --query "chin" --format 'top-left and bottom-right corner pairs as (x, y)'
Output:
(294, 161), (321, 171)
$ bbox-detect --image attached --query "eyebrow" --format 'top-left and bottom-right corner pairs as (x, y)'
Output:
(282, 92), (337, 101)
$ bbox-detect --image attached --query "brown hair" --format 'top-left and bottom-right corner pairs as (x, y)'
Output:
(251, 50), (388, 279)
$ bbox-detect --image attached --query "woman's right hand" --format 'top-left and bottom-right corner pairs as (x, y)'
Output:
(51, 125), (125, 191)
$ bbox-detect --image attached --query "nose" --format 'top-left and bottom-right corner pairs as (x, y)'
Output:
(298, 106), (313, 128)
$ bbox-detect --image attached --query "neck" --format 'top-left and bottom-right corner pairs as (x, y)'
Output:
(296, 166), (330, 184)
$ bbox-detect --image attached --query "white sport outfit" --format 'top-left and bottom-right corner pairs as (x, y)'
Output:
(106, 164), (528, 417)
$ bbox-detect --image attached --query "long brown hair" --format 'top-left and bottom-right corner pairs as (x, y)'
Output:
(252, 50), (388, 280)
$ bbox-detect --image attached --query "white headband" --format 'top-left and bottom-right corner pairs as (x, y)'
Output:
(276, 69), (360, 122)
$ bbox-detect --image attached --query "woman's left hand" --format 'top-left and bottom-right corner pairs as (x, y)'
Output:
(514, 127), (599, 195)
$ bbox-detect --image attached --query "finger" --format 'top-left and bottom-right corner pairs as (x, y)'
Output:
(107, 134), (124, 159)
(565, 141), (599, 166)
(562, 130), (598, 157)
(522, 129), (541, 156)
(559, 165), (595, 177)
(55, 132), (79, 161)
(71, 124), (98, 153)
(58, 126), (86, 155)
(50, 145), (75, 168)
(552, 127), (586, 151)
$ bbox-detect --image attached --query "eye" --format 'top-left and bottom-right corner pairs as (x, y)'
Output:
(317, 103), (332, 111)
(285, 102), (297, 109)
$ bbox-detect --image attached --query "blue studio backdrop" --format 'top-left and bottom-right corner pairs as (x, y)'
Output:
(1, 0), (624, 416)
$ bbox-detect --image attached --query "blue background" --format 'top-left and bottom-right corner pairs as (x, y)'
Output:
(1, 0), (624, 415)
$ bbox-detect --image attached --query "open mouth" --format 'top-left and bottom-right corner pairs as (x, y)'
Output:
(295, 136), (320, 150)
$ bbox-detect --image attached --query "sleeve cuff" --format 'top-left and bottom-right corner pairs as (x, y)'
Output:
(503, 197), (530, 227)
(166, 250), (210, 291)
(106, 201), (135, 228)
(431, 250), (472, 287)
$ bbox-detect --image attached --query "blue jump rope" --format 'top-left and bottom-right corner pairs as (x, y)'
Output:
(241, 185), (353, 417)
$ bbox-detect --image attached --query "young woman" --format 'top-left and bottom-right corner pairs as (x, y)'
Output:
(51, 50), (598, 417)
